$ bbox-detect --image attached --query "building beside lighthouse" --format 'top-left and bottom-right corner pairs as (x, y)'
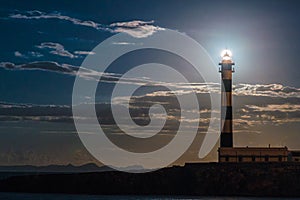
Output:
(218, 146), (290, 162)
(217, 50), (292, 163)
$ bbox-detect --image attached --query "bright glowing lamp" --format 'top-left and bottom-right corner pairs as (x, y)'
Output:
(221, 49), (232, 61)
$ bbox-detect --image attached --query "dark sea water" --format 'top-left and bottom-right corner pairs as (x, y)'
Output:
(0, 193), (299, 200)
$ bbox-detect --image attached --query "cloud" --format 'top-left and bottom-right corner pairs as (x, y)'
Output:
(14, 51), (43, 59)
(36, 42), (76, 58)
(145, 83), (300, 99)
(0, 102), (72, 123)
(112, 42), (141, 45)
(1, 61), (77, 74)
(9, 10), (109, 31)
(9, 10), (165, 38)
(0, 61), (196, 87)
(74, 51), (95, 55)
(233, 102), (300, 129)
(124, 82), (300, 99)
(1, 60), (300, 100)
(109, 83), (300, 133)
(110, 20), (165, 38)
(0, 61), (130, 83)
(234, 83), (300, 98)
(36, 42), (96, 58)
(28, 51), (43, 58)
(245, 104), (300, 113)
(14, 51), (25, 58)
(0, 86), (299, 141)
(0, 61), (100, 81)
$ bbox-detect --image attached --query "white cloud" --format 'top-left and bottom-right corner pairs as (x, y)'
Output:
(2, 57), (300, 100)
(110, 20), (165, 38)
(10, 10), (165, 38)
(234, 83), (300, 98)
(0, 61), (122, 82)
(112, 42), (140, 45)
(28, 51), (43, 58)
(245, 104), (300, 113)
(14, 51), (43, 59)
(36, 42), (96, 58)
(14, 51), (25, 58)
(234, 103), (300, 128)
(74, 51), (95, 55)
(10, 11), (108, 31)
(36, 42), (76, 58)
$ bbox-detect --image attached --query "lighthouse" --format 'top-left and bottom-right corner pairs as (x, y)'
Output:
(217, 50), (290, 163)
(219, 50), (234, 147)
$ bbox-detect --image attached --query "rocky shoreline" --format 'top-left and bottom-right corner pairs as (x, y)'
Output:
(0, 162), (300, 197)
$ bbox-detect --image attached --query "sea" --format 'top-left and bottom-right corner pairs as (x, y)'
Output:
(0, 193), (299, 200)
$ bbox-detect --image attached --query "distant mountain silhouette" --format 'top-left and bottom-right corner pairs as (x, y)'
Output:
(0, 163), (148, 173)
(0, 163), (112, 172)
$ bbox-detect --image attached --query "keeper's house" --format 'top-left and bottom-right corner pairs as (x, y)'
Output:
(218, 146), (289, 163)
(290, 151), (300, 162)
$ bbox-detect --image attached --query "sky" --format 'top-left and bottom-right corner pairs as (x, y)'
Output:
(0, 0), (300, 167)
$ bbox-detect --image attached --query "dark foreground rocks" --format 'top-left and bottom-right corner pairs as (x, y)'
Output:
(1, 162), (300, 197)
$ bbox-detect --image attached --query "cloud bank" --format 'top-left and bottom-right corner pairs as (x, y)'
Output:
(10, 10), (164, 38)
(110, 20), (165, 38)
(1, 60), (300, 99)
(0, 61), (117, 81)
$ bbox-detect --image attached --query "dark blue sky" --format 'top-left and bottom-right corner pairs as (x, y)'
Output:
(0, 0), (300, 166)
(0, 0), (300, 105)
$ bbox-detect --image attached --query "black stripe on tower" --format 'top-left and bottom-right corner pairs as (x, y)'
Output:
(222, 63), (232, 70)
(220, 132), (233, 147)
(222, 79), (232, 92)
(221, 106), (232, 120)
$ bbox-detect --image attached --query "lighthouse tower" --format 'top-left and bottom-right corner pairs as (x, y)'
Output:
(219, 50), (234, 147)
(217, 50), (290, 163)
